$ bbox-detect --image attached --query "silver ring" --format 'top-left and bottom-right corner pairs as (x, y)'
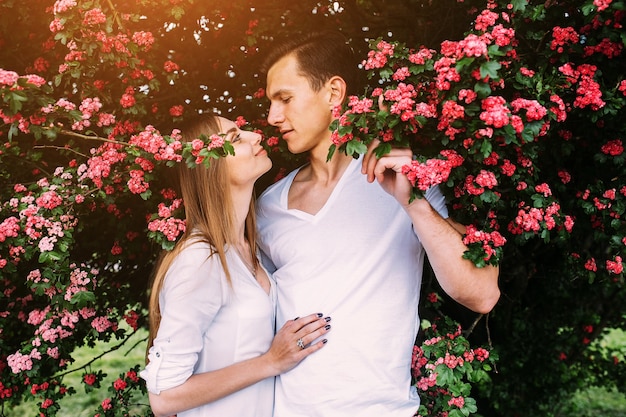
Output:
(296, 338), (305, 349)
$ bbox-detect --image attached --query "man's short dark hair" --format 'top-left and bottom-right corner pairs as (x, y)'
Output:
(261, 31), (360, 97)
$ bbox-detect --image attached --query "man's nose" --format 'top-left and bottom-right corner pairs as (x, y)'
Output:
(267, 102), (283, 126)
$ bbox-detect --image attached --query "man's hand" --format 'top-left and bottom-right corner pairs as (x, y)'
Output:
(361, 139), (414, 208)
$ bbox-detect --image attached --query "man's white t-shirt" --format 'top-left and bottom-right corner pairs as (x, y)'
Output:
(256, 156), (448, 417)
(141, 240), (277, 417)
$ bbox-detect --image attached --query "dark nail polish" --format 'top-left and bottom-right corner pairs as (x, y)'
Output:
(317, 313), (323, 317)
(325, 324), (331, 330)
(322, 339), (328, 344)
(325, 316), (331, 322)
(293, 317), (300, 321)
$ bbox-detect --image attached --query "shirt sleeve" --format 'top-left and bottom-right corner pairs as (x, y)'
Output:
(425, 185), (449, 219)
(140, 242), (226, 394)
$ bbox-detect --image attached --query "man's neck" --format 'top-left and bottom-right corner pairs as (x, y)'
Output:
(304, 150), (353, 185)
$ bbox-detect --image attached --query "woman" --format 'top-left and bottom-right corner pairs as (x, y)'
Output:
(141, 115), (331, 417)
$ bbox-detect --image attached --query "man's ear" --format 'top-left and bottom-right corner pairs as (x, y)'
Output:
(327, 76), (347, 108)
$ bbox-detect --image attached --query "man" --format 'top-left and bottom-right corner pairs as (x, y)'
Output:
(256, 31), (500, 417)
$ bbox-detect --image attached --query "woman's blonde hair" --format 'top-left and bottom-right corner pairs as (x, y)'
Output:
(146, 115), (259, 360)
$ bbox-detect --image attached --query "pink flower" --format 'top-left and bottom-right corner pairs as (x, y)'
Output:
(132, 31), (155, 49)
(474, 9), (498, 31)
(235, 115), (247, 127)
(601, 139), (623, 156)
(126, 369), (140, 382)
(53, 0), (77, 14)
(448, 396), (465, 408)
(7, 351), (34, 373)
(606, 256), (623, 275)
(584, 258), (597, 272)
(535, 183), (552, 197)
(392, 67), (411, 81)
(0, 69), (19, 86)
(84, 373), (97, 386)
(207, 134), (225, 150)
(127, 170), (149, 194)
(36, 190), (63, 210)
(594, 0), (613, 12)
(101, 398), (112, 410)
(164, 60), (180, 72)
(475, 170), (498, 189)
(83, 8), (107, 26)
(113, 378), (127, 391)
(91, 316), (114, 332)
(480, 96), (510, 128)
(169, 105), (184, 117)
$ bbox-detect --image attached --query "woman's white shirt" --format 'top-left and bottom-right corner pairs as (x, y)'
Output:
(141, 240), (277, 417)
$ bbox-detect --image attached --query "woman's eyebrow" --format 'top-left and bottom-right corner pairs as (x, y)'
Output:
(224, 127), (238, 138)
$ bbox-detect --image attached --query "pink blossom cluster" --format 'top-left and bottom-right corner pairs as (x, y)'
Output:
(462, 225), (507, 262)
(384, 83), (420, 121)
(7, 350), (37, 373)
(448, 396), (465, 408)
(347, 96), (374, 114)
(479, 96), (511, 128)
(132, 31), (155, 50)
(550, 26), (580, 53)
(95, 31), (131, 56)
(52, 0), (77, 15)
(583, 37), (623, 58)
(362, 40), (394, 70)
(559, 63), (605, 110)
(80, 142), (127, 188)
(594, 0), (613, 12)
(601, 139), (624, 156)
(509, 202), (574, 235)
(64, 265), (98, 302)
(464, 170), (498, 196)
(606, 256), (623, 275)
(130, 126), (183, 162)
(148, 198), (186, 242)
(402, 150), (465, 192)
(83, 8), (107, 26)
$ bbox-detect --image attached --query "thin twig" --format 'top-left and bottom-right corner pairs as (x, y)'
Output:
(56, 128), (131, 146)
(107, 0), (124, 29)
(32, 145), (90, 159)
(465, 313), (484, 336)
(53, 329), (140, 379)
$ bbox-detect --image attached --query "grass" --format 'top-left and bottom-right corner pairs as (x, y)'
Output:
(558, 386), (626, 417)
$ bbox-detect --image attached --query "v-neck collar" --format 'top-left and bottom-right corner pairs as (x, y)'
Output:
(279, 157), (360, 222)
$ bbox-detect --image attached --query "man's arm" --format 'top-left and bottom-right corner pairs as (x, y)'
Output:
(362, 145), (500, 313)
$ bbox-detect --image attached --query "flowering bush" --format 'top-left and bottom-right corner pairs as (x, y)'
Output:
(0, 1), (624, 417)
(330, 6), (603, 268)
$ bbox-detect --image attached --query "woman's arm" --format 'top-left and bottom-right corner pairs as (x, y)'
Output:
(149, 313), (331, 417)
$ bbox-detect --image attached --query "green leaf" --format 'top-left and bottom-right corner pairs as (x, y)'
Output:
(70, 290), (96, 306)
(140, 189), (152, 200)
(480, 61), (502, 80)
(474, 82), (491, 98)
(346, 140), (368, 156)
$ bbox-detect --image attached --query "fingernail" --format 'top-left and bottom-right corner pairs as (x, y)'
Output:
(293, 317), (300, 321)
(325, 316), (331, 322)
(325, 325), (331, 330)
(317, 313), (323, 317)
(322, 339), (328, 344)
